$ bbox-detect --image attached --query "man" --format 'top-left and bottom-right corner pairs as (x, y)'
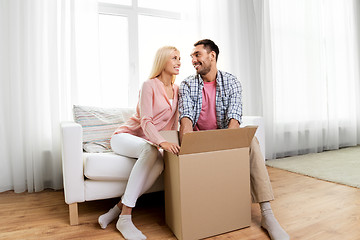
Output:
(179, 39), (289, 240)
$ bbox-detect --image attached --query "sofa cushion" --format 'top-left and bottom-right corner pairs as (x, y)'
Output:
(84, 152), (137, 181)
(73, 105), (135, 152)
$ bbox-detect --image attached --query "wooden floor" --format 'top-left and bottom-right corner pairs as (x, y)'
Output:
(0, 167), (359, 240)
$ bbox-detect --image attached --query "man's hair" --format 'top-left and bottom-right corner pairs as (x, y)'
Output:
(194, 39), (219, 61)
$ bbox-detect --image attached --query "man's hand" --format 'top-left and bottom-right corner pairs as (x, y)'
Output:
(228, 118), (240, 129)
(179, 117), (193, 144)
(160, 141), (180, 155)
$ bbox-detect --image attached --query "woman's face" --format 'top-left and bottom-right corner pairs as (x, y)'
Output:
(163, 50), (181, 76)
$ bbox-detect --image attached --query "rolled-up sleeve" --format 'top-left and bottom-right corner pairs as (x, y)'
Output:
(226, 77), (242, 125)
(179, 81), (195, 124)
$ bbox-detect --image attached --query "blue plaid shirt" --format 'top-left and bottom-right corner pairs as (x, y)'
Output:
(179, 70), (242, 129)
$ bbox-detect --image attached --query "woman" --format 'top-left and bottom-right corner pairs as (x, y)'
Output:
(98, 46), (181, 240)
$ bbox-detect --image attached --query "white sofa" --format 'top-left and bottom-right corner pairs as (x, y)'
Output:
(60, 106), (265, 225)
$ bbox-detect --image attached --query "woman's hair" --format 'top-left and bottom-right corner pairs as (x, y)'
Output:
(149, 46), (179, 84)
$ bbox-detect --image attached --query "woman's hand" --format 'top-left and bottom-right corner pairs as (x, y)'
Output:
(160, 141), (180, 155)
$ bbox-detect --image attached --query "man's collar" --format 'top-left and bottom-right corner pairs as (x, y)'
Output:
(197, 70), (220, 85)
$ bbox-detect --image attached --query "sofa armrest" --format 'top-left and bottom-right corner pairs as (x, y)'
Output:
(241, 116), (265, 161)
(61, 121), (85, 204)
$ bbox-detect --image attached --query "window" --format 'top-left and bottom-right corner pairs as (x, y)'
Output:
(138, 0), (180, 11)
(98, 14), (129, 107)
(98, 0), (195, 108)
(138, 15), (182, 88)
(99, 0), (131, 6)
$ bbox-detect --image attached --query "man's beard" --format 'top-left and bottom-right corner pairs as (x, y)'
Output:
(196, 63), (211, 76)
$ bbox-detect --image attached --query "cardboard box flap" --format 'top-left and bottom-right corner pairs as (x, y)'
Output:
(180, 126), (257, 155)
(159, 130), (180, 145)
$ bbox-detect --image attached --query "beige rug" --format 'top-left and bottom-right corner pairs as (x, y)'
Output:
(266, 145), (360, 188)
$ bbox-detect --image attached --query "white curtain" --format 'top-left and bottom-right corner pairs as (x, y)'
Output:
(196, 0), (264, 116)
(263, 0), (360, 158)
(0, 0), (99, 193)
(197, 0), (360, 159)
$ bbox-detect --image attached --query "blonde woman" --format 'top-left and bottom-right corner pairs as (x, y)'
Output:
(98, 46), (181, 240)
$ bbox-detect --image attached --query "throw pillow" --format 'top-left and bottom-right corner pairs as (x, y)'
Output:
(73, 105), (135, 153)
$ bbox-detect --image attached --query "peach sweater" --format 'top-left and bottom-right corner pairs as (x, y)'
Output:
(113, 78), (179, 145)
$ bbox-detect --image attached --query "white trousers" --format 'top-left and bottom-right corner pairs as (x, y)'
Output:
(110, 133), (164, 208)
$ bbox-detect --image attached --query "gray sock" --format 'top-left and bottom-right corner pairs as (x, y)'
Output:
(116, 215), (147, 240)
(98, 204), (121, 229)
(260, 202), (290, 240)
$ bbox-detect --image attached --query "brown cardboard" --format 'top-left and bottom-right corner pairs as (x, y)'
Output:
(161, 126), (257, 240)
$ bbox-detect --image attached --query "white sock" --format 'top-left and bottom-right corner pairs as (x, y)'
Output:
(98, 204), (121, 229)
(260, 202), (290, 240)
(116, 215), (147, 240)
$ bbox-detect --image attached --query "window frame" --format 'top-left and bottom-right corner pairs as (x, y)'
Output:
(98, 0), (181, 107)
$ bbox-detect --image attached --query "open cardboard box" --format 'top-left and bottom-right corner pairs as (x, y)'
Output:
(160, 126), (257, 240)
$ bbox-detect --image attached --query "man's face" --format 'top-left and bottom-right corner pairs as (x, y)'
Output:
(190, 45), (214, 76)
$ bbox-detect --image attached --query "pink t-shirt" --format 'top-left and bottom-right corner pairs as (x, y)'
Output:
(194, 80), (218, 130)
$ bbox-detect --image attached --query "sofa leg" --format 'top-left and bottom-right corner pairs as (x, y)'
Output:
(69, 203), (79, 225)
